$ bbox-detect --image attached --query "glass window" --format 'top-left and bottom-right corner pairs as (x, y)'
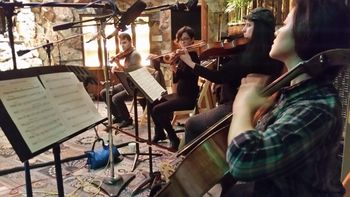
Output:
(81, 15), (150, 67)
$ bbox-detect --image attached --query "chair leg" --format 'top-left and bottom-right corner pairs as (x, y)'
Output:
(140, 106), (148, 125)
(171, 113), (178, 125)
(129, 98), (134, 113)
(343, 172), (350, 197)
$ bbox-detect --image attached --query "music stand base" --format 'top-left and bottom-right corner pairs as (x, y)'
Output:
(122, 151), (162, 172)
(132, 171), (161, 196)
(93, 174), (135, 197)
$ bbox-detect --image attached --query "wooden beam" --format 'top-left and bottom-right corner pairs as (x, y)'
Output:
(201, 0), (208, 42)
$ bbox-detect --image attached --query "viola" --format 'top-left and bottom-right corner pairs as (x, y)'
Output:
(199, 36), (249, 61)
(149, 41), (207, 64)
(155, 49), (350, 197)
(110, 47), (135, 63)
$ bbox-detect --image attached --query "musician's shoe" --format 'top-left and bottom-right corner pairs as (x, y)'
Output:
(118, 118), (133, 128)
(151, 134), (167, 143)
(112, 117), (122, 124)
(169, 137), (180, 152)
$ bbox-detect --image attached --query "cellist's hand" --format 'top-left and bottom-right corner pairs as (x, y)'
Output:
(228, 74), (272, 144)
(232, 74), (272, 114)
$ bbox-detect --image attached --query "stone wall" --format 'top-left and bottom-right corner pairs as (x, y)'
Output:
(0, 0), (226, 72)
(0, 0), (97, 71)
(0, 0), (186, 71)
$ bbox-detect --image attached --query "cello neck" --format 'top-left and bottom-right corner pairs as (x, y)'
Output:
(262, 48), (350, 96)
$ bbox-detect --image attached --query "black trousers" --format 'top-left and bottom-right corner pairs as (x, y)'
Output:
(150, 93), (196, 140)
(100, 83), (132, 121)
(184, 102), (232, 144)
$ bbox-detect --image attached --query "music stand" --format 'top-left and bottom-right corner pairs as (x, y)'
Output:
(115, 71), (162, 172)
(0, 67), (108, 197)
(115, 68), (166, 194)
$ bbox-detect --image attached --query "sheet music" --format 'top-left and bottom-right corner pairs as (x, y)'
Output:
(128, 67), (166, 102)
(0, 77), (67, 153)
(39, 72), (104, 132)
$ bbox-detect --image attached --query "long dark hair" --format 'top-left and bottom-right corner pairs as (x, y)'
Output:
(240, 19), (276, 66)
(293, 0), (350, 61)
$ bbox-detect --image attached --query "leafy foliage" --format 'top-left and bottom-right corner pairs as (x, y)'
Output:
(226, 0), (251, 12)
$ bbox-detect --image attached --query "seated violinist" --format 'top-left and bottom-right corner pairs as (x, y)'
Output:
(100, 32), (141, 128)
(148, 26), (200, 151)
(179, 7), (284, 146)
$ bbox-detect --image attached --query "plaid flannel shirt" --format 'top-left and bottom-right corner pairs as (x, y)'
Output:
(227, 78), (345, 197)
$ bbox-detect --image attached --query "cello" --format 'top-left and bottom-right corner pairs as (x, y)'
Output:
(155, 49), (350, 197)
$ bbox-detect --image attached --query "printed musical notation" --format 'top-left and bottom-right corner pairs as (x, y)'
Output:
(0, 77), (67, 152)
(0, 73), (103, 153)
(40, 72), (103, 131)
(128, 67), (167, 102)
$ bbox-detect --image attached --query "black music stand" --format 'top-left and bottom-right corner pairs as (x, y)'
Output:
(115, 71), (162, 172)
(131, 100), (162, 195)
(115, 68), (166, 194)
(0, 67), (107, 197)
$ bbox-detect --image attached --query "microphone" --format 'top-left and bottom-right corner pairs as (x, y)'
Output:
(17, 49), (31, 56)
(53, 22), (79, 31)
(106, 29), (119, 39)
(86, 33), (100, 43)
(117, 0), (147, 32)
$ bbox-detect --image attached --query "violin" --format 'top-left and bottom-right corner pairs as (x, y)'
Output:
(149, 41), (207, 64)
(199, 36), (249, 60)
(110, 47), (135, 63)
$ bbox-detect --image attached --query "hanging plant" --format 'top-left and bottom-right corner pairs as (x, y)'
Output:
(225, 0), (252, 12)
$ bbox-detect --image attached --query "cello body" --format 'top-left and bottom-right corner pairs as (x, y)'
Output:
(156, 124), (230, 197)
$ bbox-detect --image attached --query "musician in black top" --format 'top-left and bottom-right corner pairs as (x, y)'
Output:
(149, 26), (200, 151)
(179, 8), (284, 145)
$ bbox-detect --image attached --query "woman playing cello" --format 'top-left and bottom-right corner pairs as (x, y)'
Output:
(226, 0), (350, 196)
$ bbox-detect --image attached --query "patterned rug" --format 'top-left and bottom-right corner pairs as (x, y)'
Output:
(0, 101), (186, 197)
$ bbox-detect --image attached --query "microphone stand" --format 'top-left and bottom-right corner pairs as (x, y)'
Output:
(0, 1), (112, 70)
(16, 33), (87, 66)
(44, 40), (53, 66)
(89, 17), (135, 197)
(56, 35), (62, 66)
